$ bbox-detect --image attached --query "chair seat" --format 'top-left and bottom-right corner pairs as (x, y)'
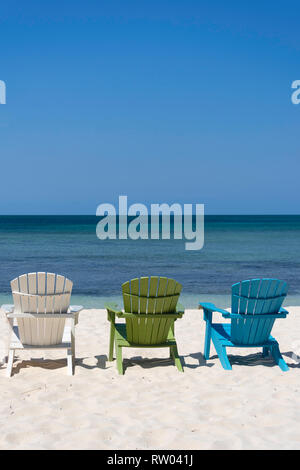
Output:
(115, 323), (177, 348)
(211, 323), (278, 348)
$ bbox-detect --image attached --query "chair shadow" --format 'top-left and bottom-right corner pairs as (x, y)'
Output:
(76, 355), (108, 370)
(123, 356), (177, 371)
(282, 351), (300, 369)
(207, 351), (300, 369)
(182, 351), (213, 368)
(116, 350), (300, 371)
(6, 351), (300, 375)
(119, 351), (210, 372)
(8, 354), (109, 376)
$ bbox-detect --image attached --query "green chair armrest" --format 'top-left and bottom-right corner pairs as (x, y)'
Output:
(105, 303), (184, 319)
(105, 303), (123, 314)
(117, 312), (182, 319)
(176, 303), (185, 314)
(105, 303), (124, 323)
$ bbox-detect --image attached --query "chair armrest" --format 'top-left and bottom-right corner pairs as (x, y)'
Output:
(6, 313), (77, 319)
(225, 312), (288, 320)
(224, 306), (289, 320)
(1, 304), (14, 314)
(176, 303), (185, 314)
(69, 305), (83, 313)
(199, 302), (229, 317)
(279, 307), (289, 316)
(118, 312), (183, 319)
(105, 303), (123, 315)
(199, 302), (289, 320)
(105, 303), (123, 323)
(69, 305), (83, 325)
(5, 305), (84, 323)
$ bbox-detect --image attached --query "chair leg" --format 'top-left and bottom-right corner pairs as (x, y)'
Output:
(67, 348), (74, 376)
(271, 343), (289, 372)
(262, 346), (270, 357)
(204, 311), (212, 360)
(71, 328), (76, 372)
(108, 324), (115, 361)
(6, 349), (15, 377)
(214, 341), (232, 370)
(171, 345), (184, 372)
(116, 344), (124, 375)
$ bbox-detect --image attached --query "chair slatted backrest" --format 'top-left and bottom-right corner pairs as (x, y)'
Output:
(122, 276), (182, 345)
(11, 272), (73, 346)
(231, 278), (288, 345)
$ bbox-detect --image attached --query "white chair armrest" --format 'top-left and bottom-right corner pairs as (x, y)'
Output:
(1, 304), (14, 314)
(69, 305), (83, 325)
(69, 305), (83, 313)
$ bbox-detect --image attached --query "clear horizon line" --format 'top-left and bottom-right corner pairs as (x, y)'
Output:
(0, 214), (300, 217)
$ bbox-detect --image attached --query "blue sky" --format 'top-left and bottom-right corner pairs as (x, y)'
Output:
(0, 0), (299, 214)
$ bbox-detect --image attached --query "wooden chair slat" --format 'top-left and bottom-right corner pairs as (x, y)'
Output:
(19, 274), (31, 344)
(28, 272), (39, 345)
(122, 281), (131, 313)
(247, 279), (261, 314)
(239, 280), (250, 314)
(130, 278), (139, 313)
(231, 282), (240, 314)
(139, 277), (148, 314)
(148, 276), (159, 314)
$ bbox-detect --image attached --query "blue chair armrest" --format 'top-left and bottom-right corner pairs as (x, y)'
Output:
(199, 302), (230, 318)
(227, 311), (288, 319)
(279, 307), (289, 316)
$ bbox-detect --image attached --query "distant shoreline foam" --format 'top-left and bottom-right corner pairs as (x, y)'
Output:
(1, 292), (299, 309)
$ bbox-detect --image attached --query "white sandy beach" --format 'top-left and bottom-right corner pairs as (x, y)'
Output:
(0, 306), (300, 450)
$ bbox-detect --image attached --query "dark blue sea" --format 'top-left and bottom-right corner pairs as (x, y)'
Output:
(0, 215), (299, 308)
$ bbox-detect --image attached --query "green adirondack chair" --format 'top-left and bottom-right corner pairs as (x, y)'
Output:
(105, 276), (185, 374)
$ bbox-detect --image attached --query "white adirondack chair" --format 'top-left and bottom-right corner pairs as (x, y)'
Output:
(1, 272), (83, 377)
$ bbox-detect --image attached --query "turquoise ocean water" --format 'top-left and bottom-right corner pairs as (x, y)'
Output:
(0, 215), (299, 308)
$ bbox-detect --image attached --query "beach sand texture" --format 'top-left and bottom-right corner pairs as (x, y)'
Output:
(0, 306), (300, 450)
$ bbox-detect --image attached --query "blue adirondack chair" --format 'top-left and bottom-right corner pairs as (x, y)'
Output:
(199, 278), (289, 371)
